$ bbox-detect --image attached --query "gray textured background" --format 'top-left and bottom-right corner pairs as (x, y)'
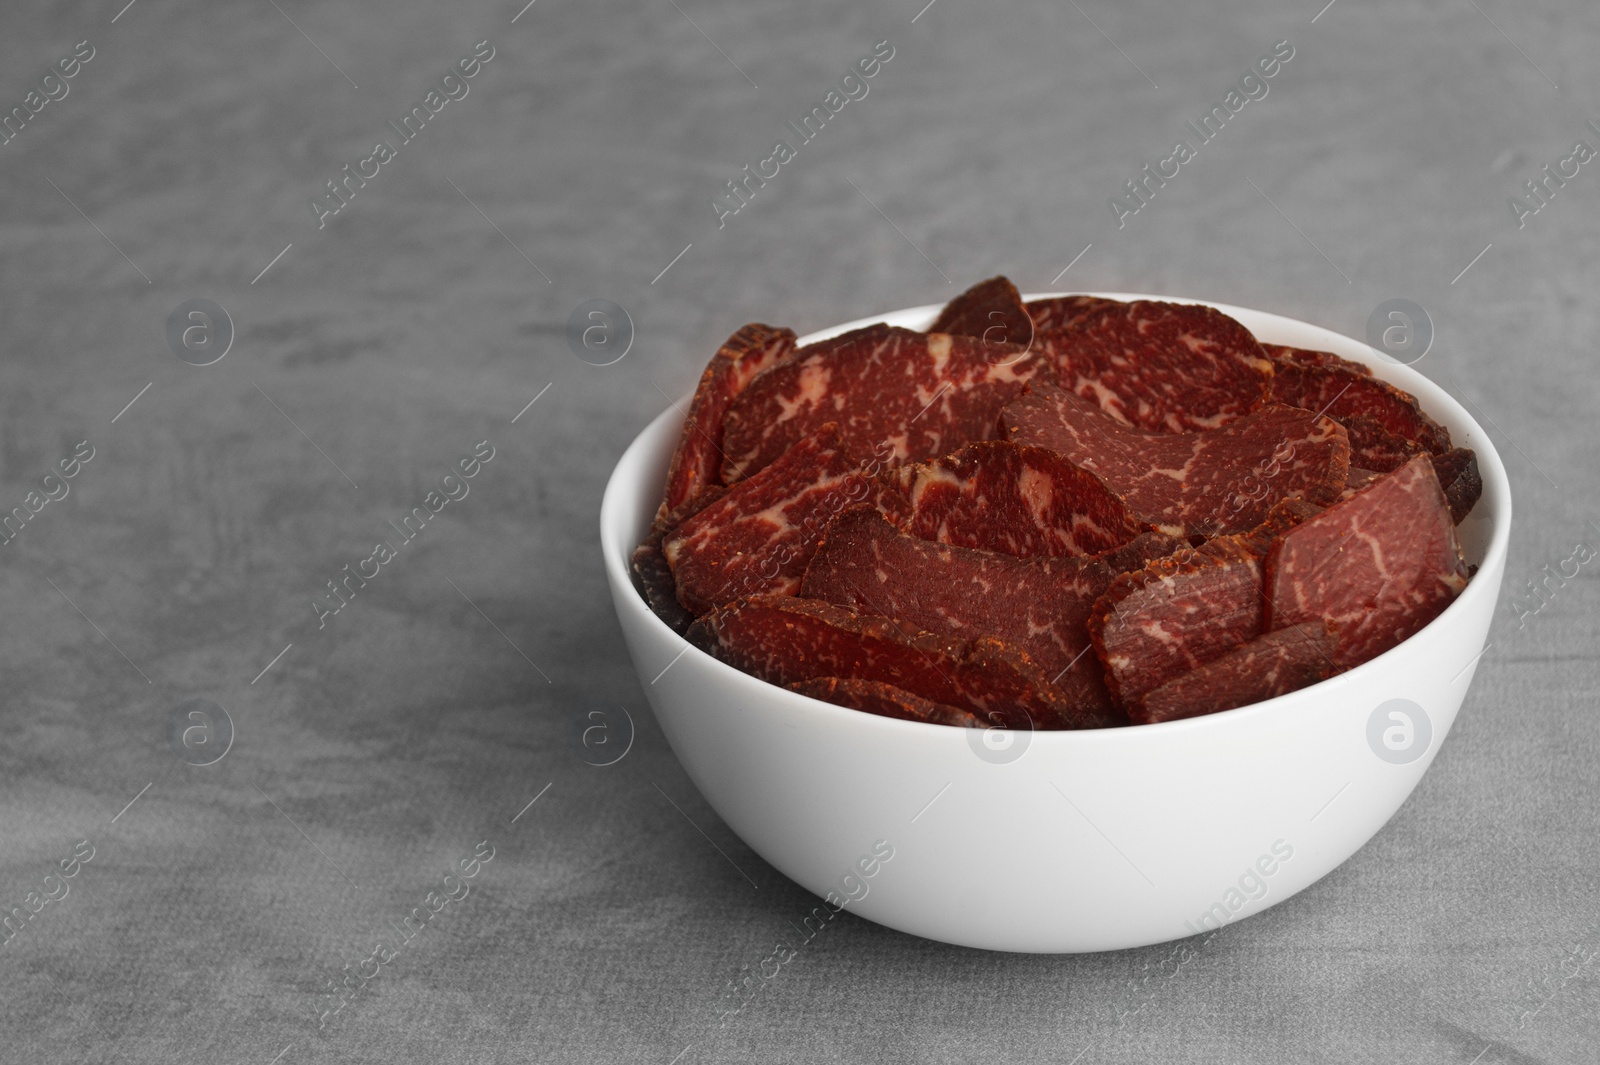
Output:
(1, 0), (1596, 1062)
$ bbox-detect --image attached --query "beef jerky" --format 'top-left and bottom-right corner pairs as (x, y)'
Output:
(786, 676), (984, 728)
(1001, 380), (1348, 537)
(1135, 621), (1338, 724)
(1266, 454), (1469, 669)
(720, 325), (1046, 482)
(894, 440), (1146, 558)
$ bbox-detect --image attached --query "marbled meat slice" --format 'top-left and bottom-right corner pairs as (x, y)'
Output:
(689, 595), (1117, 729)
(894, 440), (1147, 558)
(663, 425), (906, 615)
(1261, 344), (1372, 378)
(1339, 415), (1481, 523)
(1135, 621), (1338, 724)
(719, 325), (1045, 482)
(655, 323), (796, 525)
(1265, 347), (1451, 455)
(928, 275), (1034, 350)
(1000, 380), (1349, 538)
(1266, 454), (1469, 669)
(1043, 300), (1273, 432)
(1025, 295), (1124, 336)
(786, 676), (983, 728)
(1088, 499), (1321, 712)
(632, 485), (727, 633)
(800, 505), (1184, 717)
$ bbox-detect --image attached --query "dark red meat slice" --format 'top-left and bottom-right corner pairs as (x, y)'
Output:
(688, 595), (1118, 729)
(1338, 415), (1480, 523)
(1025, 295), (1124, 336)
(1135, 621), (1338, 724)
(633, 486), (728, 632)
(1089, 499), (1322, 712)
(663, 425), (906, 615)
(1341, 468), (1383, 497)
(1266, 348), (1451, 455)
(786, 676), (983, 727)
(1342, 414), (1424, 472)
(1041, 300), (1274, 432)
(894, 440), (1146, 558)
(655, 323), (796, 526)
(1266, 454), (1469, 669)
(719, 325), (1046, 482)
(632, 534), (695, 634)
(928, 275), (1034, 350)
(1431, 447), (1483, 524)
(1262, 344), (1373, 378)
(800, 505), (1183, 717)
(1001, 380), (1349, 538)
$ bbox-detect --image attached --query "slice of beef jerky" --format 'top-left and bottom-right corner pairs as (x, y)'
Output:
(1261, 344), (1373, 378)
(1135, 621), (1338, 724)
(1088, 499), (1323, 712)
(894, 440), (1147, 558)
(928, 275), (1034, 350)
(1042, 300), (1274, 432)
(719, 325), (1046, 482)
(689, 595), (1119, 729)
(800, 505), (1184, 716)
(632, 534), (696, 634)
(1025, 295), (1124, 336)
(1265, 347), (1452, 454)
(664, 425), (906, 615)
(632, 485), (727, 632)
(1266, 454), (1469, 669)
(1338, 415), (1481, 523)
(1340, 468), (1383, 498)
(786, 676), (984, 728)
(1431, 447), (1483, 524)
(655, 323), (797, 526)
(1001, 380), (1349, 538)
(1341, 413), (1424, 472)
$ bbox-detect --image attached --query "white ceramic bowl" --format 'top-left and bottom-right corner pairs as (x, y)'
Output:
(599, 293), (1511, 953)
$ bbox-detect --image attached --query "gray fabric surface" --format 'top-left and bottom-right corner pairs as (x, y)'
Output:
(0, 0), (1595, 1061)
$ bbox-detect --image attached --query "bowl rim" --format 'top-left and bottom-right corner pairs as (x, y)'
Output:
(600, 291), (1512, 742)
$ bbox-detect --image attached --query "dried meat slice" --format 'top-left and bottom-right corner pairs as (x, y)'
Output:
(1265, 348), (1451, 455)
(1432, 447), (1483, 524)
(894, 440), (1147, 558)
(633, 486), (728, 632)
(1001, 380), (1349, 538)
(800, 505), (1183, 716)
(689, 595), (1118, 729)
(1026, 295), (1124, 337)
(663, 425), (906, 615)
(1043, 300), (1273, 432)
(1261, 344), (1373, 378)
(1088, 499), (1322, 712)
(786, 676), (983, 727)
(719, 325), (1046, 482)
(632, 535), (695, 634)
(1266, 454), (1469, 669)
(1135, 621), (1337, 724)
(655, 323), (797, 525)
(1338, 414), (1481, 523)
(928, 275), (1034, 350)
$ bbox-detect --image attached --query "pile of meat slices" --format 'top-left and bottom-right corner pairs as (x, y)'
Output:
(632, 277), (1481, 729)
